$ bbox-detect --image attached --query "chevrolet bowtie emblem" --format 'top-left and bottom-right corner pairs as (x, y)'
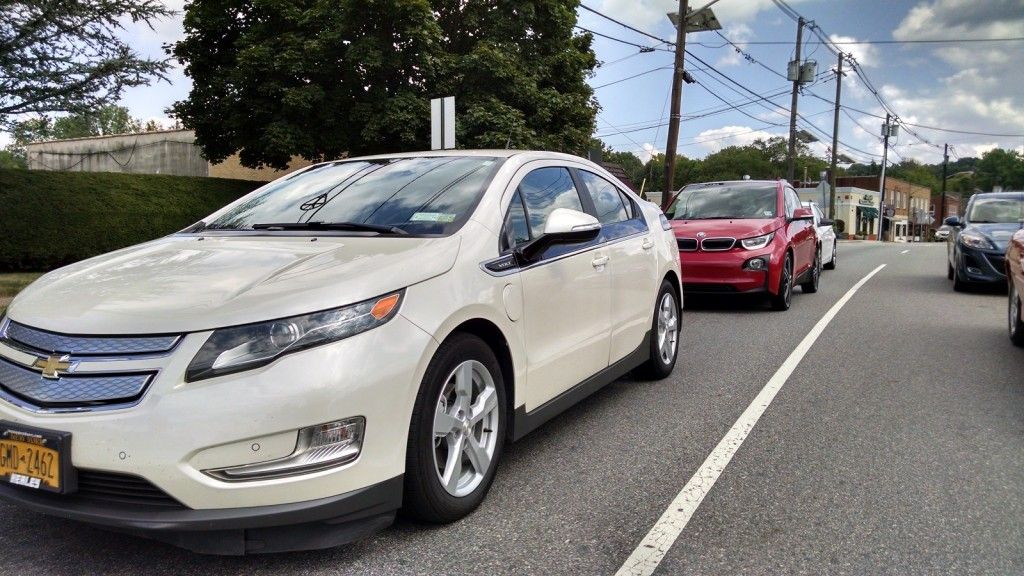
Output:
(33, 354), (72, 379)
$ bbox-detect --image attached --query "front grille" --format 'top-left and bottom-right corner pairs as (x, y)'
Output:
(986, 254), (1006, 275)
(3, 321), (180, 357)
(677, 238), (698, 251)
(700, 237), (736, 251)
(74, 470), (185, 509)
(0, 358), (151, 410)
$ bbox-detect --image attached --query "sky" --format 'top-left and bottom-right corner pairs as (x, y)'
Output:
(7, 0), (1024, 167)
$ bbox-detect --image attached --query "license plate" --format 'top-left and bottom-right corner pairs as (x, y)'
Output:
(0, 423), (74, 493)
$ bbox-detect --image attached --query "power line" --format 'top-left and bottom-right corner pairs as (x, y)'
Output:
(593, 65), (673, 89)
(574, 25), (658, 51)
(579, 4), (671, 45)
(693, 37), (1024, 46)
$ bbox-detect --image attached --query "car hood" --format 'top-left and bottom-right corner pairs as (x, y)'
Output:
(670, 218), (780, 239)
(7, 234), (461, 334)
(967, 222), (1024, 251)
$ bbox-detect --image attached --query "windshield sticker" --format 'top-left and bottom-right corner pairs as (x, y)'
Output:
(411, 212), (456, 223)
(763, 210), (773, 217)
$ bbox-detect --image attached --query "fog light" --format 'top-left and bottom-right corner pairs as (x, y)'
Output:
(966, 266), (982, 275)
(743, 256), (768, 271)
(205, 417), (364, 482)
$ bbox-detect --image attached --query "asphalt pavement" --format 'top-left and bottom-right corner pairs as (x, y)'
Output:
(1, 241), (1021, 575)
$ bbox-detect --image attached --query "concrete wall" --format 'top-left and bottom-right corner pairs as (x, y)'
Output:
(24, 130), (316, 182)
(25, 130), (209, 177)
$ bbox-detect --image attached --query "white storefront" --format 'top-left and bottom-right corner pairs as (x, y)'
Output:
(797, 186), (880, 239)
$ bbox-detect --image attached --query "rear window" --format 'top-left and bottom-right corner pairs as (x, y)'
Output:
(671, 185), (778, 220)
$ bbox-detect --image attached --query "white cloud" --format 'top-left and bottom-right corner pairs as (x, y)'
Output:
(595, 0), (816, 36)
(691, 125), (780, 153)
(716, 23), (754, 67)
(828, 34), (877, 68)
(638, 142), (660, 163)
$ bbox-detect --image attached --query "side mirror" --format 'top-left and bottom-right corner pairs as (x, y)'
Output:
(515, 208), (601, 262)
(944, 216), (963, 227)
(819, 218), (834, 227)
(792, 207), (814, 222)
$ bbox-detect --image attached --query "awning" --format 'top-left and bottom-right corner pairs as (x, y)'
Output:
(857, 206), (879, 219)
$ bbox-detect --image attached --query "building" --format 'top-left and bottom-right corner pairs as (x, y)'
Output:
(797, 184), (881, 239)
(24, 129), (313, 182)
(835, 176), (933, 241)
(933, 193), (960, 230)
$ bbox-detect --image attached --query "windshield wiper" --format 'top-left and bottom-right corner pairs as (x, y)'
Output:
(251, 221), (408, 235)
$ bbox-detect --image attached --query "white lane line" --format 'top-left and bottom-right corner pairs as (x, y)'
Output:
(900, 249), (910, 254)
(615, 264), (888, 576)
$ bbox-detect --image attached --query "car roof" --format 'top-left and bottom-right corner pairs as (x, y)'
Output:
(969, 191), (1024, 200)
(309, 149), (587, 163)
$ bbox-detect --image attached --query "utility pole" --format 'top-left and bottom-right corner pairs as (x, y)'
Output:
(939, 143), (949, 224)
(661, 0), (690, 211)
(878, 113), (892, 241)
(828, 52), (844, 220)
(786, 17), (805, 182)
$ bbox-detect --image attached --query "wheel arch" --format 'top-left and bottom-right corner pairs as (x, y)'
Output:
(444, 318), (517, 441)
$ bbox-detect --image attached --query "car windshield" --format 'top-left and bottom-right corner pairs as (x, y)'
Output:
(966, 197), (1024, 224)
(202, 156), (502, 235)
(671, 185), (777, 220)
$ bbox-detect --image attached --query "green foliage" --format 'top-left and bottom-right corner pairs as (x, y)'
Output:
(171, 0), (597, 168)
(888, 159), (941, 193)
(0, 170), (261, 271)
(0, 150), (26, 169)
(0, 1), (172, 127)
(975, 148), (1024, 190)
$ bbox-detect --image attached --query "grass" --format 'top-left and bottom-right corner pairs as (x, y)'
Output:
(0, 272), (44, 315)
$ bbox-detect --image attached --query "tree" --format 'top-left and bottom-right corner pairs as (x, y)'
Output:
(171, 0), (598, 169)
(6, 105), (149, 162)
(975, 148), (1024, 191)
(0, 1), (172, 128)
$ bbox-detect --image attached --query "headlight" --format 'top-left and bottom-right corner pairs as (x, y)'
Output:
(186, 291), (404, 382)
(740, 231), (775, 250)
(959, 231), (993, 249)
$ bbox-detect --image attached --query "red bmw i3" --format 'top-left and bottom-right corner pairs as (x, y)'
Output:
(667, 179), (820, 311)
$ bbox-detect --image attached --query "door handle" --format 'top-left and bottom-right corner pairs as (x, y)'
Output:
(641, 238), (654, 250)
(592, 255), (609, 268)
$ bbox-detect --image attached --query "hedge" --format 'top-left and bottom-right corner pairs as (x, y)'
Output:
(0, 169), (264, 272)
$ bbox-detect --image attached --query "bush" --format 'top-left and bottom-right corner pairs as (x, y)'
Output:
(0, 169), (263, 271)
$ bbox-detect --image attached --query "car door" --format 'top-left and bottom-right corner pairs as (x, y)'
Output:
(812, 204), (835, 260)
(499, 165), (612, 411)
(787, 187), (814, 273)
(576, 169), (655, 364)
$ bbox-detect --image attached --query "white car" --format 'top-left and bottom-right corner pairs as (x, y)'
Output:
(0, 151), (681, 554)
(802, 201), (837, 270)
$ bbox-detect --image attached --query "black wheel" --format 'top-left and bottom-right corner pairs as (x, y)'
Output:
(801, 247), (821, 293)
(635, 280), (680, 380)
(1010, 281), (1024, 347)
(947, 261), (954, 280)
(771, 252), (794, 311)
(403, 333), (506, 523)
(953, 263), (968, 292)
(823, 242), (836, 270)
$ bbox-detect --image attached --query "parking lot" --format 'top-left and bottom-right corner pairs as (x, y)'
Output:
(1, 240), (1019, 575)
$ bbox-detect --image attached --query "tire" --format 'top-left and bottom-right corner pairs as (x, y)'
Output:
(801, 247), (821, 293)
(947, 261), (954, 280)
(953, 263), (968, 292)
(1010, 281), (1024, 347)
(403, 333), (506, 523)
(823, 242), (836, 270)
(635, 280), (680, 380)
(771, 252), (794, 311)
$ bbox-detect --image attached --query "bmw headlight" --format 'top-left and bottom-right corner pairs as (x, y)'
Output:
(740, 231), (775, 250)
(186, 291), (404, 382)
(959, 231), (994, 249)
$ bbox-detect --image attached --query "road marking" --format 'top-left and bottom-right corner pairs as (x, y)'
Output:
(615, 264), (887, 576)
(900, 249), (910, 254)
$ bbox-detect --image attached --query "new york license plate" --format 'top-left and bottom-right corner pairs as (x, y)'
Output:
(0, 423), (72, 493)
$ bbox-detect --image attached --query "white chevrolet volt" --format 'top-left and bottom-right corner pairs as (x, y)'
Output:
(0, 151), (681, 554)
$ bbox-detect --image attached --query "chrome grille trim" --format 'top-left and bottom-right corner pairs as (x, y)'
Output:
(1, 319), (180, 357)
(677, 238), (698, 251)
(700, 237), (736, 251)
(0, 357), (153, 413)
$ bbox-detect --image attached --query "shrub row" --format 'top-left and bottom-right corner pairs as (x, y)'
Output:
(0, 169), (263, 271)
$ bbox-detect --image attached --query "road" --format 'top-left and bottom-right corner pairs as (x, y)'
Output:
(2, 241), (1021, 575)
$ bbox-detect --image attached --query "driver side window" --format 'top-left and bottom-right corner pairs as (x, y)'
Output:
(501, 167), (585, 252)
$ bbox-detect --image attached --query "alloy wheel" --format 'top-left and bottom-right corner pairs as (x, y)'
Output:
(782, 255), (792, 305)
(656, 291), (679, 365)
(432, 360), (500, 497)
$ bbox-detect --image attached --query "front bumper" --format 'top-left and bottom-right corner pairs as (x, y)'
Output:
(679, 249), (774, 294)
(0, 313), (436, 549)
(0, 473), (402, 554)
(956, 245), (1006, 284)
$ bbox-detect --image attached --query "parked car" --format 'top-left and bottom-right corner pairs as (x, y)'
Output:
(0, 151), (682, 554)
(946, 191), (1024, 291)
(668, 179), (820, 311)
(934, 224), (952, 241)
(802, 201), (837, 270)
(1007, 229), (1024, 346)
